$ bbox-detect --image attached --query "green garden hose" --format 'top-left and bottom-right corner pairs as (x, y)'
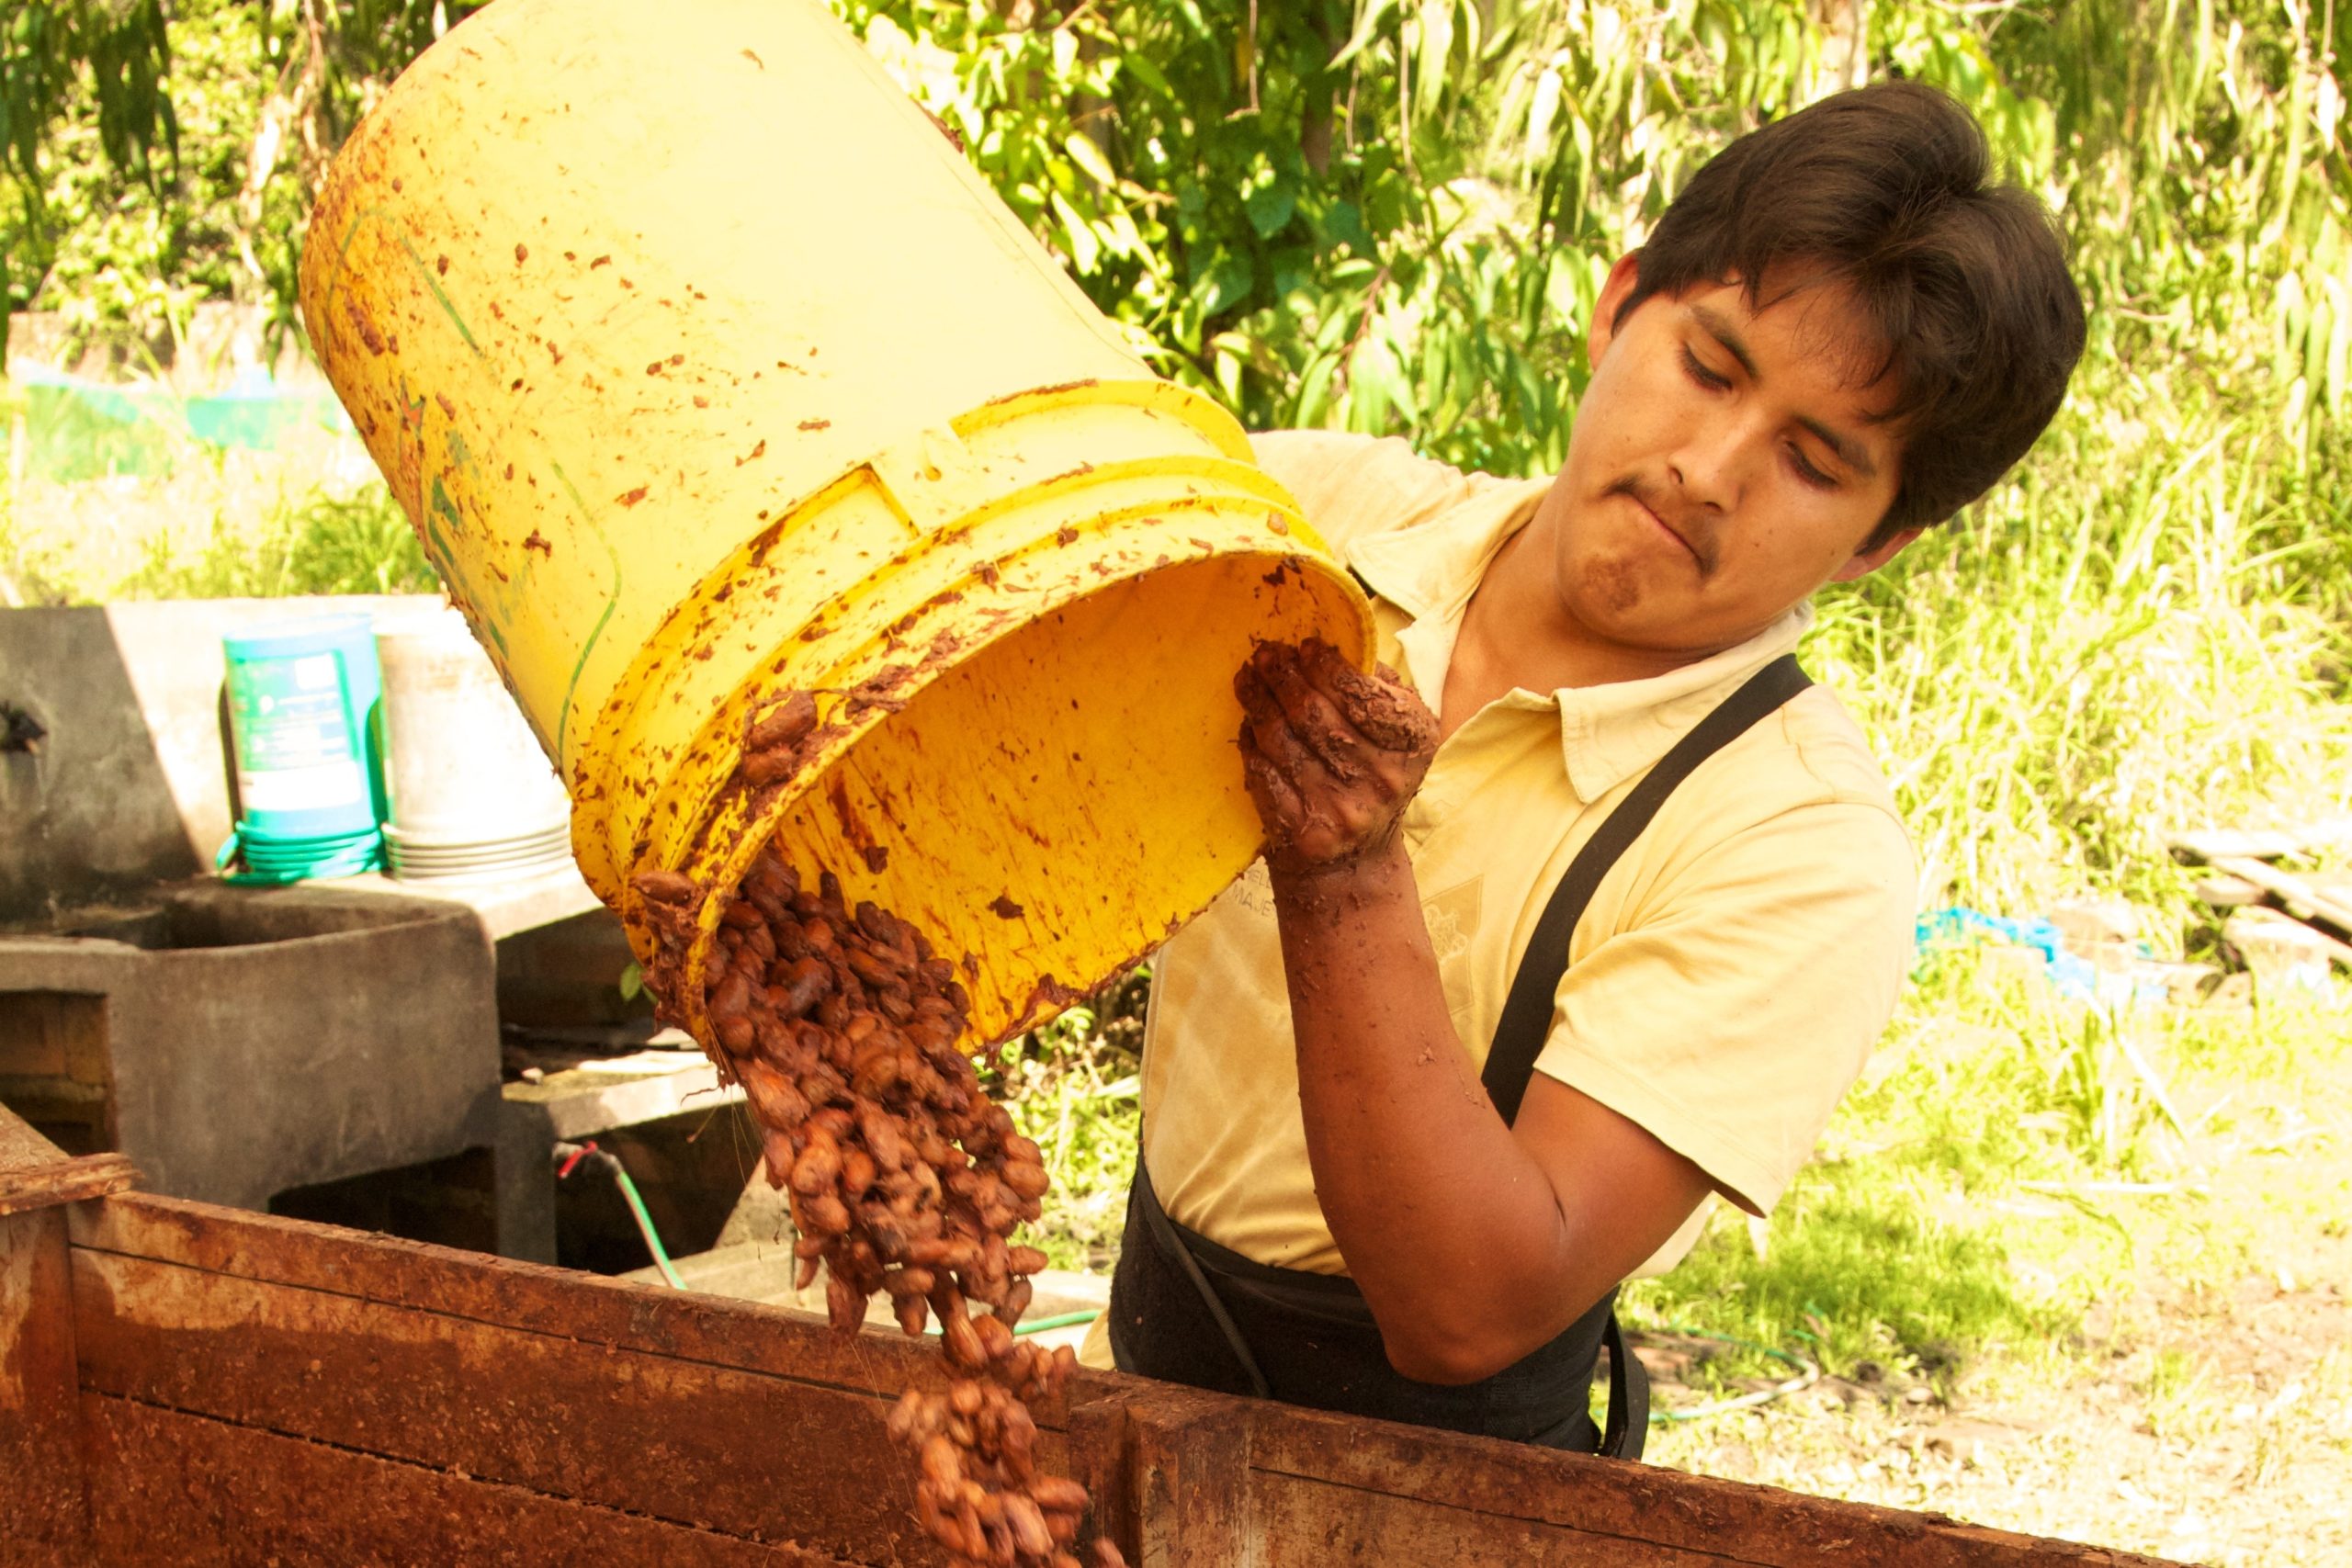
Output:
(554, 1140), (687, 1290)
(1643, 1324), (1819, 1424)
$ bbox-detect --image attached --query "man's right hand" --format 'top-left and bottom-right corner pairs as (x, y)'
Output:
(1233, 639), (1437, 880)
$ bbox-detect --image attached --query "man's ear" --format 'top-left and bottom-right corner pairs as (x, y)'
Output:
(1831, 526), (1923, 582)
(1587, 252), (1645, 367)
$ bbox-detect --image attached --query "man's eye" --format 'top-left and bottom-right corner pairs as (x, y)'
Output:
(1788, 446), (1837, 489)
(1679, 344), (1731, 390)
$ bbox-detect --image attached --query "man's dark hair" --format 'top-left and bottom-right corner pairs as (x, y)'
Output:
(1618, 81), (2086, 544)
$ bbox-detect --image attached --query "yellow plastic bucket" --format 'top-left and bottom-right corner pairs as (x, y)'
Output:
(301, 0), (1374, 1043)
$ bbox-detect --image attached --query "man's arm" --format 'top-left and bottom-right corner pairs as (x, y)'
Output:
(1238, 641), (1712, 1384)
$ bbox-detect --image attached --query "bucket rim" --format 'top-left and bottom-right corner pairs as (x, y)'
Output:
(224, 613), (381, 656)
(629, 535), (1374, 1049)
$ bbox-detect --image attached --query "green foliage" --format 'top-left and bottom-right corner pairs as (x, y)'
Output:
(1810, 400), (2352, 918)
(116, 480), (435, 599)
(1, 0), (487, 351)
(1, 0), (177, 319)
(989, 966), (1148, 1270)
(0, 2), (175, 194)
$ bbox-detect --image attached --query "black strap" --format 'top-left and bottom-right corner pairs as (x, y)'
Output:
(1599, 1312), (1649, 1457)
(1133, 1159), (1272, 1399)
(1480, 651), (1810, 1461)
(1479, 653), (1814, 1122)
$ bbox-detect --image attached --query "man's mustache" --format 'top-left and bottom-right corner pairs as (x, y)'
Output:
(1604, 475), (1717, 576)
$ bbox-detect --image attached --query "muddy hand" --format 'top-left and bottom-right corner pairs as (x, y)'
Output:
(1235, 639), (1437, 877)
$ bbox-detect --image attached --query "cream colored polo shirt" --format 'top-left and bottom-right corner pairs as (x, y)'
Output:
(1081, 431), (1915, 1365)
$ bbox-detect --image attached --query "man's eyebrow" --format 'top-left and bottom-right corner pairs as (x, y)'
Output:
(1690, 304), (1758, 378)
(1797, 413), (1877, 479)
(1690, 302), (1880, 480)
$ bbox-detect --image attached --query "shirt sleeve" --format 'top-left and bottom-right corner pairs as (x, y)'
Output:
(1532, 798), (1917, 1217)
(1247, 430), (1493, 554)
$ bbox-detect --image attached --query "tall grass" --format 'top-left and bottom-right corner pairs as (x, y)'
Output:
(111, 483), (435, 599)
(1813, 400), (2352, 919)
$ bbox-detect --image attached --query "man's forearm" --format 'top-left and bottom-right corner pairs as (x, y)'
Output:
(1271, 840), (1604, 1382)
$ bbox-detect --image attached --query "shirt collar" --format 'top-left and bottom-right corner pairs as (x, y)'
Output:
(1344, 478), (1814, 805)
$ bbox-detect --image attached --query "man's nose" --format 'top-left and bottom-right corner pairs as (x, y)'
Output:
(1666, 405), (1758, 513)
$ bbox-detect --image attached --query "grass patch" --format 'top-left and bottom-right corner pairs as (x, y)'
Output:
(1626, 946), (2352, 1397)
(114, 482), (435, 599)
(1809, 405), (2352, 921)
(1627, 1185), (2058, 1395)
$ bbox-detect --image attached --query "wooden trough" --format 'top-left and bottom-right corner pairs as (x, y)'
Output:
(2, 1103), (2181, 1567)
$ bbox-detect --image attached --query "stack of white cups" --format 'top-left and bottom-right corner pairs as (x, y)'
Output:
(374, 608), (573, 883)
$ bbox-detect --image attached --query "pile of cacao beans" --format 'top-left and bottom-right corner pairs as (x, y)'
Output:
(632, 750), (1125, 1568)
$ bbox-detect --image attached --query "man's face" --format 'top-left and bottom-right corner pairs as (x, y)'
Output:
(1529, 256), (1916, 660)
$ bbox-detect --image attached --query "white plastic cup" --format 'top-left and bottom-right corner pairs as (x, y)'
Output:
(374, 607), (573, 851)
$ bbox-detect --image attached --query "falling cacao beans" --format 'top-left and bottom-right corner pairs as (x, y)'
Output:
(634, 846), (1122, 1568)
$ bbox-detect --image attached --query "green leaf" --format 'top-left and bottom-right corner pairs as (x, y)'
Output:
(1245, 174), (1297, 237)
(1049, 190), (1102, 274)
(1331, 0), (1400, 70)
(1065, 130), (1117, 188)
(1413, 0), (1456, 118)
(1119, 50), (1171, 97)
(1321, 197), (1372, 253)
(1192, 251), (1256, 319)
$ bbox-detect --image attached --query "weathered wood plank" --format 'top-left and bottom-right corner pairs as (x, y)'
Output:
(56, 1186), (2187, 1568)
(0, 1206), (91, 1565)
(70, 1192), (1086, 1412)
(70, 1246), (1045, 1565)
(82, 1394), (865, 1567)
(1255, 1471), (1733, 1566)
(1064, 1394), (1132, 1562)
(0, 1099), (69, 1170)
(1250, 1404), (2183, 1567)
(0, 1151), (138, 1216)
(1128, 1389), (1250, 1568)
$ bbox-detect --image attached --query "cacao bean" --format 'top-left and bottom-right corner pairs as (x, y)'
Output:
(746, 690), (819, 752)
(790, 1129), (841, 1196)
(707, 969), (752, 1026)
(741, 750), (796, 787)
(840, 1146), (877, 1200)
(1004, 1495), (1052, 1559)
(1029, 1477), (1087, 1514)
(973, 1311), (1015, 1365)
(798, 1190), (850, 1236)
(920, 1434), (962, 1491)
(943, 1307), (985, 1371)
(827, 1273), (866, 1333)
(640, 851), (1111, 1567)
(631, 868), (696, 906)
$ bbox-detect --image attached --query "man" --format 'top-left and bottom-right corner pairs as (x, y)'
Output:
(1080, 80), (2085, 1455)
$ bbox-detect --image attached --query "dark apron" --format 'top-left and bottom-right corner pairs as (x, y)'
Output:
(1108, 653), (1814, 1460)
